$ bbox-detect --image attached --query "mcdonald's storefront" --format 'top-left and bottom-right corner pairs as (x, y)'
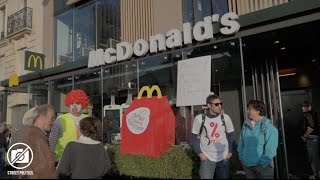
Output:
(1, 1), (320, 178)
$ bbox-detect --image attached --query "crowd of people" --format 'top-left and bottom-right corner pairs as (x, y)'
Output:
(0, 90), (319, 179)
(0, 89), (111, 179)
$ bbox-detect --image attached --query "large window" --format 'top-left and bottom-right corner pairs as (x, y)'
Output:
(183, 0), (228, 24)
(29, 82), (48, 108)
(55, 10), (73, 65)
(74, 3), (96, 61)
(49, 76), (73, 114)
(55, 0), (121, 65)
(74, 69), (101, 118)
(97, 0), (121, 49)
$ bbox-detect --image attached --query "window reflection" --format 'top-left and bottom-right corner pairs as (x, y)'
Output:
(49, 76), (73, 114)
(29, 82), (48, 108)
(97, 0), (121, 49)
(139, 55), (174, 96)
(56, 10), (73, 65)
(183, 0), (228, 24)
(74, 70), (101, 119)
(74, 3), (96, 61)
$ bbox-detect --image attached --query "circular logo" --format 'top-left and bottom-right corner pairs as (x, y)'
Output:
(7, 143), (34, 170)
(126, 107), (150, 134)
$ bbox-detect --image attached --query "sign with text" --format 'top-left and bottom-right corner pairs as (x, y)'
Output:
(177, 55), (211, 106)
(24, 51), (45, 71)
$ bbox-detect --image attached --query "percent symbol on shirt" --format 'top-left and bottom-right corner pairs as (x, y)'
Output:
(210, 122), (220, 138)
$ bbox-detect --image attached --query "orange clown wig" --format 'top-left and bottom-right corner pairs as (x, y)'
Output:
(64, 89), (89, 108)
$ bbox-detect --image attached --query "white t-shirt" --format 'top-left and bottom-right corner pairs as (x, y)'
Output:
(192, 113), (235, 162)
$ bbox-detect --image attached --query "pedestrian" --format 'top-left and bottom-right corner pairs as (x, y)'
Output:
(20, 104), (57, 178)
(49, 89), (89, 162)
(237, 100), (278, 179)
(103, 116), (113, 144)
(301, 101), (319, 179)
(0, 123), (9, 174)
(57, 116), (111, 179)
(191, 94), (237, 179)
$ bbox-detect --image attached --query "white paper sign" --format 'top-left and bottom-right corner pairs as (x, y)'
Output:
(177, 55), (211, 106)
(126, 107), (150, 134)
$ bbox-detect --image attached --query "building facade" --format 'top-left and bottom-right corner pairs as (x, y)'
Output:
(1, 0), (320, 178)
(0, 0), (53, 128)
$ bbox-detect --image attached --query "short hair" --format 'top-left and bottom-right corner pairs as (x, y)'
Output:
(80, 117), (102, 141)
(302, 100), (311, 107)
(32, 104), (54, 124)
(247, 100), (266, 116)
(206, 94), (220, 103)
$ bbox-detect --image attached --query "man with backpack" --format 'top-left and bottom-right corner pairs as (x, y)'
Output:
(237, 100), (278, 179)
(191, 94), (237, 179)
(301, 101), (319, 179)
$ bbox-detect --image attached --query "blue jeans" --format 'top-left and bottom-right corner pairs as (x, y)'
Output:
(199, 159), (230, 179)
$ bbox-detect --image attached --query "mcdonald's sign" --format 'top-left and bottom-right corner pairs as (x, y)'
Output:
(24, 51), (45, 71)
(137, 85), (162, 99)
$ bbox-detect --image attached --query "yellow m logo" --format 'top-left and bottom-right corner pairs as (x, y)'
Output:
(137, 85), (162, 99)
(27, 55), (43, 69)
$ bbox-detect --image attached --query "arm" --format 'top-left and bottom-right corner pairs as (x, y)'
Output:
(224, 114), (237, 155)
(57, 143), (72, 178)
(48, 118), (61, 151)
(303, 113), (315, 137)
(191, 133), (201, 155)
(226, 131), (237, 153)
(259, 125), (279, 167)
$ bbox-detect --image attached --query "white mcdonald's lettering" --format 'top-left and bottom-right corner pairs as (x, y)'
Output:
(88, 12), (240, 68)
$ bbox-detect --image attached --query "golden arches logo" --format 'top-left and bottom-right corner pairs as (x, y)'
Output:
(137, 85), (162, 99)
(27, 55), (43, 69)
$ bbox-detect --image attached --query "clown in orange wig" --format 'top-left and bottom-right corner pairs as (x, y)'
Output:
(49, 89), (90, 161)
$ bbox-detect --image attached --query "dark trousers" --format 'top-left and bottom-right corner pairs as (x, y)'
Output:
(242, 164), (274, 179)
(306, 138), (320, 178)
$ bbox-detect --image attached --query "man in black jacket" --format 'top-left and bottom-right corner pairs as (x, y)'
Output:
(301, 101), (319, 179)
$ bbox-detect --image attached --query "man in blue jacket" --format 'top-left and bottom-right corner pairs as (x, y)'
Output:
(237, 100), (278, 179)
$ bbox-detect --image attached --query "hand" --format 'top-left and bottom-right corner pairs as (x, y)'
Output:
(226, 153), (232, 160)
(199, 153), (208, 161)
(301, 136), (307, 142)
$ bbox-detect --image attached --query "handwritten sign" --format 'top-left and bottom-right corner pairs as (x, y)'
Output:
(176, 55), (211, 106)
(126, 107), (150, 134)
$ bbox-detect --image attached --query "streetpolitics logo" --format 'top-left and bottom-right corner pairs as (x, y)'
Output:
(6, 143), (34, 176)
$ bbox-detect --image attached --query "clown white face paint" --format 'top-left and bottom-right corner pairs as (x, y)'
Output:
(70, 103), (82, 116)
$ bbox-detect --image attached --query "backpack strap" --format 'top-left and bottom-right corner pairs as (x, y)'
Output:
(198, 113), (210, 145)
(221, 113), (227, 133)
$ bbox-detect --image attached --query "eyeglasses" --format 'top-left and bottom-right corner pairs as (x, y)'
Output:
(208, 102), (223, 107)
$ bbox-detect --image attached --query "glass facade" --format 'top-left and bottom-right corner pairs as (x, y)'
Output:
(183, 0), (228, 24)
(9, 38), (245, 144)
(55, 0), (120, 65)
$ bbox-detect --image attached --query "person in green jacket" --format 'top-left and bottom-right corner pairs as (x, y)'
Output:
(49, 89), (89, 162)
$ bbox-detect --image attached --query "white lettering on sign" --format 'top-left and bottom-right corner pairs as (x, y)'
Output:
(126, 107), (150, 135)
(88, 12), (240, 68)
